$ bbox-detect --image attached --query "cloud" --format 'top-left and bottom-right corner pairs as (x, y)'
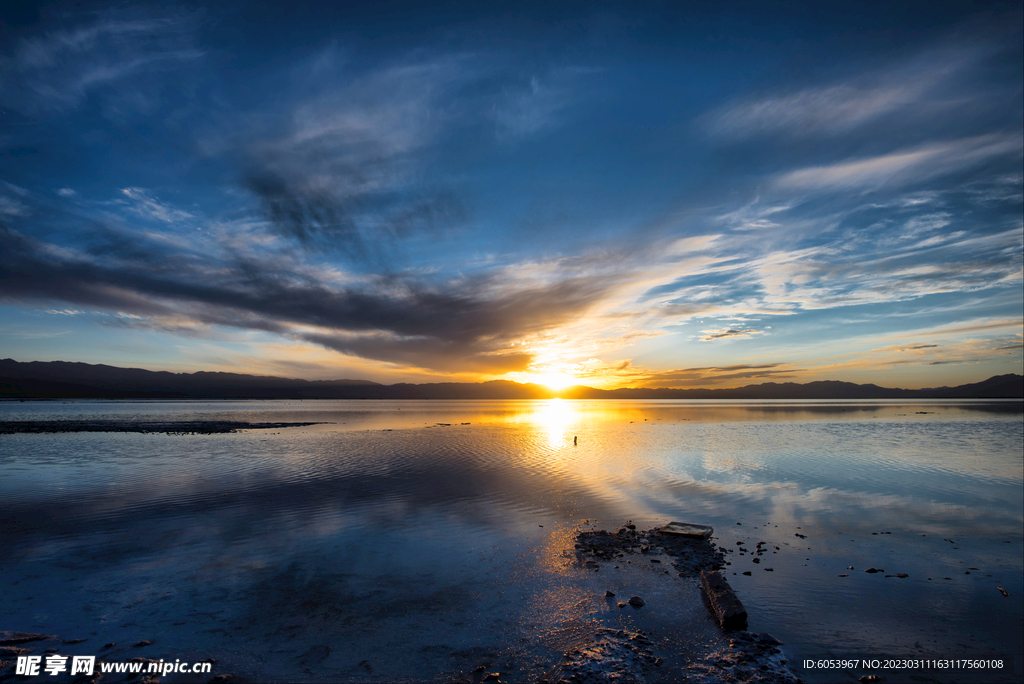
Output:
(699, 328), (765, 341)
(121, 188), (193, 223)
(493, 74), (570, 139)
(637, 363), (804, 388)
(705, 40), (1011, 141)
(0, 223), (613, 373)
(774, 135), (1021, 192)
(0, 9), (202, 114)
(709, 82), (931, 139)
(56, 188), (77, 198)
(241, 57), (471, 260)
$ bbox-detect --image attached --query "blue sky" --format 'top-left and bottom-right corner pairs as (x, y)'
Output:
(1, 1), (1021, 388)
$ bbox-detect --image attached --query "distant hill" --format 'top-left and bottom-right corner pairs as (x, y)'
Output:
(0, 358), (1021, 400)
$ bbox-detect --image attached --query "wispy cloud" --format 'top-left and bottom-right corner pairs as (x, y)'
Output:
(120, 188), (193, 223)
(774, 135), (1021, 191)
(0, 9), (202, 114)
(698, 327), (766, 342)
(705, 41), (1003, 140)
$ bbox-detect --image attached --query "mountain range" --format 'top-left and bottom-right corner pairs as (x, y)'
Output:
(1, 359), (1021, 400)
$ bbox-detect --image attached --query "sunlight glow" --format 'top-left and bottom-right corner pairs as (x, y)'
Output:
(534, 371), (575, 391)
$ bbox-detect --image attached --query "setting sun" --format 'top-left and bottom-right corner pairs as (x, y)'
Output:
(535, 372), (575, 391)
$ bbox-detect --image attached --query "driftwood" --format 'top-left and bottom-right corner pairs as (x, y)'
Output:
(701, 570), (748, 630)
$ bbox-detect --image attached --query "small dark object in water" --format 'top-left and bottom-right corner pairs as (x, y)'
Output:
(865, 568), (883, 573)
(605, 590), (615, 597)
(794, 533), (807, 539)
(742, 571), (752, 575)
(860, 676), (882, 683)
(63, 639), (87, 644)
(839, 574), (848, 577)
(765, 568), (773, 571)
(998, 587), (1009, 596)
(134, 641), (152, 647)
(627, 596), (645, 607)
(573, 436), (577, 445)
(102, 643), (116, 650)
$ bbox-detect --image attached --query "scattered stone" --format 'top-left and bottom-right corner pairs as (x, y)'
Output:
(483, 673), (501, 681)
(765, 568), (773, 571)
(605, 590), (615, 597)
(0, 632), (54, 645)
(742, 571), (752, 576)
(101, 643), (116, 650)
(998, 587), (1009, 596)
(207, 676), (236, 684)
(860, 675), (882, 683)
(627, 596), (645, 607)
(133, 641), (152, 647)
(839, 574), (848, 577)
(63, 639), (88, 644)
(864, 568), (883, 574)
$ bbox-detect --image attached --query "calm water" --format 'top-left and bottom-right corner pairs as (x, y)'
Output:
(1, 399), (1021, 682)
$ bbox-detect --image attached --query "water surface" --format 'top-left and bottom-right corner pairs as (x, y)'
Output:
(2, 399), (1021, 682)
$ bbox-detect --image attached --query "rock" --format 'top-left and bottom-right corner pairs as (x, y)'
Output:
(0, 647), (26, 657)
(63, 639), (88, 644)
(605, 591), (615, 597)
(207, 676), (236, 684)
(896, 573), (908, 578)
(864, 568), (883, 573)
(627, 596), (645, 607)
(133, 641), (152, 647)
(859, 676), (882, 683)
(483, 673), (501, 681)
(838, 574), (848, 577)
(0, 632), (54, 645)
(742, 571), (752, 576)
(102, 643), (116, 650)
(758, 633), (783, 645)
(617, 602), (626, 607)
(765, 568), (773, 571)
(657, 522), (713, 538)
(998, 587), (1009, 596)
(701, 570), (748, 630)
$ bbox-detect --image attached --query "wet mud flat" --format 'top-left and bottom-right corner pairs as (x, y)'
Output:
(0, 420), (323, 435)
(540, 523), (799, 684)
(0, 525), (798, 684)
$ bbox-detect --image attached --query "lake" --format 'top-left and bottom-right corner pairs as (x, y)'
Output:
(1, 399), (1021, 683)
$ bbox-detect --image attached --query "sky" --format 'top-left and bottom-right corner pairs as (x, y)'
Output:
(0, 0), (1021, 389)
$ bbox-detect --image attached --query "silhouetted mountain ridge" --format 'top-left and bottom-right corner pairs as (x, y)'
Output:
(0, 359), (1020, 399)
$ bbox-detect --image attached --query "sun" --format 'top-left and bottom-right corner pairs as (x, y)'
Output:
(535, 371), (574, 391)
